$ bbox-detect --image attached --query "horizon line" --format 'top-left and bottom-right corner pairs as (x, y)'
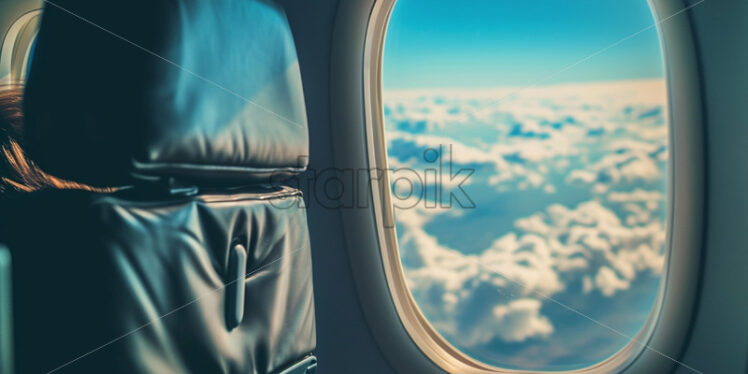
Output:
(383, 77), (666, 93)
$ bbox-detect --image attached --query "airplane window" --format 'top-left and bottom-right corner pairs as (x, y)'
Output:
(381, 0), (669, 370)
(0, 10), (41, 86)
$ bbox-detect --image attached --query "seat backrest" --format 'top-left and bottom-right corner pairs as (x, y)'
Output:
(0, 1), (316, 373)
(24, 0), (309, 187)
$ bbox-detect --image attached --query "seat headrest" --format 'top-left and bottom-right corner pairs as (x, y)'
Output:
(24, 0), (308, 187)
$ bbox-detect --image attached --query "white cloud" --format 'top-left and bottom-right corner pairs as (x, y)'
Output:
(619, 157), (660, 182)
(463, 299), (554, 345)
(566, 170), (597, 184)
(595, 267), (630, 297)
(396, 198), (666, 346)
(608, 189), (665, 203)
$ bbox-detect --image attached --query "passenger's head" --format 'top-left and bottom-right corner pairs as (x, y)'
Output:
(0, 87), (108, 192)
(0, 87), (23, 140)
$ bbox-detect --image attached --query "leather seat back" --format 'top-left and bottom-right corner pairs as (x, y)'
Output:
(1, 1), (316, 373)
(24, 0), (309, 186)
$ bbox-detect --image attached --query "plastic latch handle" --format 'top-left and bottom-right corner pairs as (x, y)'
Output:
(225, 244), (247, 330)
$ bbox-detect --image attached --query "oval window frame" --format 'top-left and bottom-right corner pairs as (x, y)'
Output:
(0, 9), (41, 87)
(331, 0), (708, 372)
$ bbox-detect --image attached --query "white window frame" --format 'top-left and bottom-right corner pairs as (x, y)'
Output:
(0, 9), (41, 87)
(329, 0), (705, 372)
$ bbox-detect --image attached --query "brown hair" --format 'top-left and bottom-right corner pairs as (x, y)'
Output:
(0, 87), (110, 192)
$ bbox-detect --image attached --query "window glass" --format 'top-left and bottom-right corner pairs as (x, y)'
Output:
(0, 10), (41, 86)
(382, 0), (668, 370)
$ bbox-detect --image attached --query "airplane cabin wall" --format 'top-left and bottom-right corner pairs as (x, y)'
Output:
(280, 1), (399, 373)
(677, 0), (748, 372)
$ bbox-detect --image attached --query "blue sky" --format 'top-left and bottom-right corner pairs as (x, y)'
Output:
(383, 0), (665, 89)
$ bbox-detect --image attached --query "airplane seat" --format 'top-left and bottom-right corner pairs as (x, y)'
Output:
(0, 1), (316, 373)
